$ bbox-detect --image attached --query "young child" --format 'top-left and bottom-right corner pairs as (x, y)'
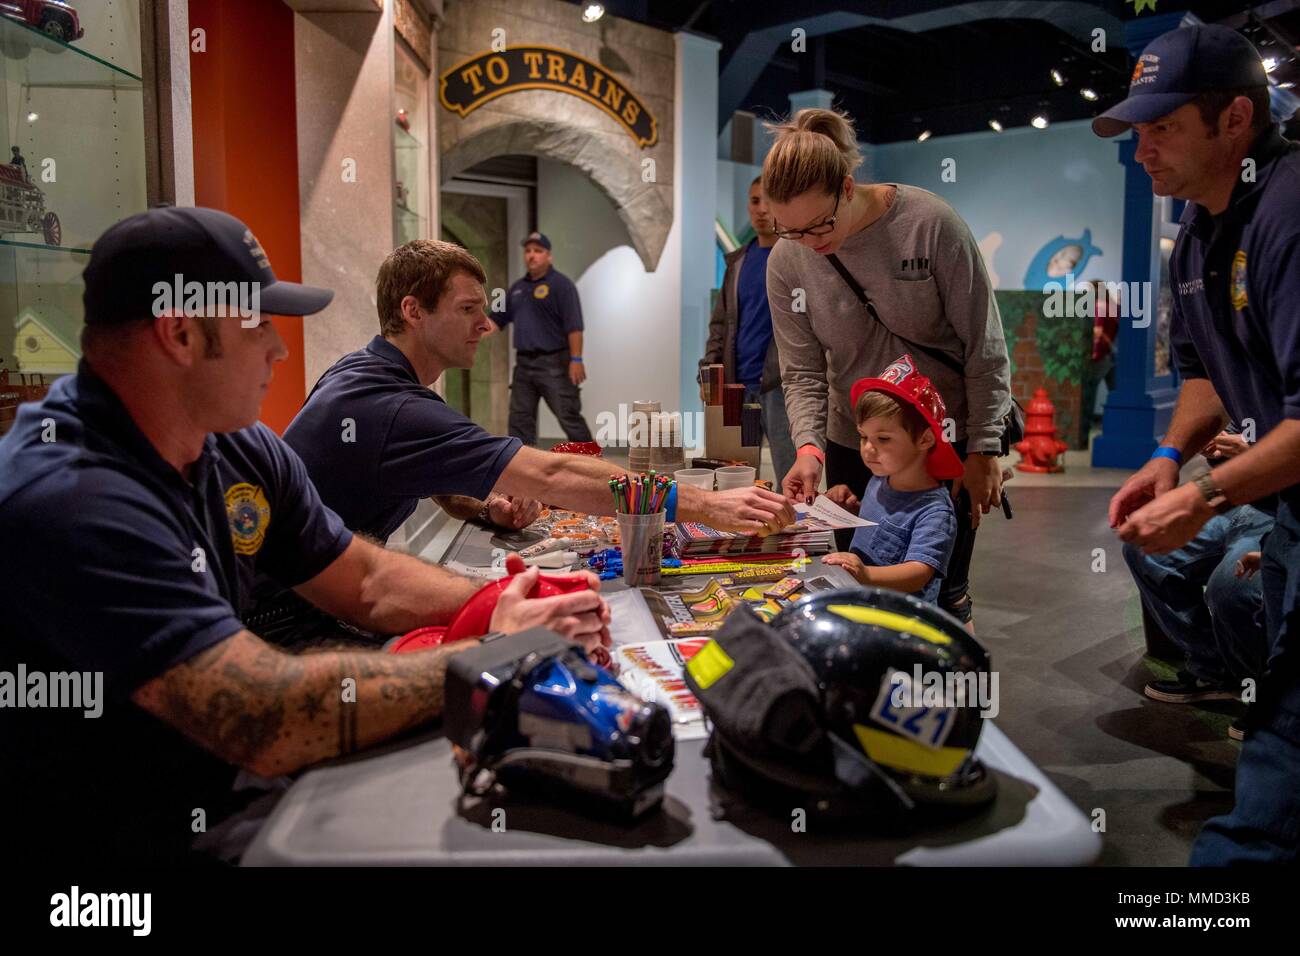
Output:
(822, 355), (962, 606)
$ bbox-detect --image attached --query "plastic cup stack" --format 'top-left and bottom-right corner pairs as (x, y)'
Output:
(628, 399), (660, 473)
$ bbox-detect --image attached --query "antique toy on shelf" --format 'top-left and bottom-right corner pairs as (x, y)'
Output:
(2, 1), (85, 42)
(0, 160), (61, 245)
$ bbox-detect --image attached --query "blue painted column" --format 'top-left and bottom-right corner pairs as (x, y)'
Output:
(1092, 10), (1187, 469)
(676, 30), (721, 423)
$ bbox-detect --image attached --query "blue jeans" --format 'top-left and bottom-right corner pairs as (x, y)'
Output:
(1123, 505), (1271, 686)
(1191, 496), (1300, 865)
(745, 385), (795, 487)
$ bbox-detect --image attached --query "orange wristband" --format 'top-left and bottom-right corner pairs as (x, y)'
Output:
(797, 444), (825, 465)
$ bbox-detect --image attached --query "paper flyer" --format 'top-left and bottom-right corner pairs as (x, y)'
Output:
(615, 638), (710, 740)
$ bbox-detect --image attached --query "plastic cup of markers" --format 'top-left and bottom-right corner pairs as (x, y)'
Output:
(616, 511), (665, 587)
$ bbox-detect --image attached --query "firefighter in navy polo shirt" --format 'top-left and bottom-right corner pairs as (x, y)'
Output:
(1097, 24), (1300, 865)
(0, 207), (612, 865)
(494, 231), (594, 446)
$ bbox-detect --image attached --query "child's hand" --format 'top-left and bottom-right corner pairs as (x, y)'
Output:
(822, 484), (861, 513)
(1235, 551), (1262, 579)
(824, 551), (868, 583)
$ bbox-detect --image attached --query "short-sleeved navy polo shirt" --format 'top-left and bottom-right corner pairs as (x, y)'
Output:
(284, 335), (523, 542)
(495, 266), (584, 352)
(0, 362), (353, 863)
(1169, 126), (1300, 505)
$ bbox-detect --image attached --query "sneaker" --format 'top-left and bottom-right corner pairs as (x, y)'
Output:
(1228, 707), (1251, 742)
(1144, 672), (1239, 704)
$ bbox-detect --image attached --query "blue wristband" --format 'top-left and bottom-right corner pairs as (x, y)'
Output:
(665, 483), (677, 523)
(569, 356), (583, 363)
(1151, 446), (1183, 466)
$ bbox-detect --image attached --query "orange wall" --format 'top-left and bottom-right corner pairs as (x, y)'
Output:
(189, 0), (305, 434)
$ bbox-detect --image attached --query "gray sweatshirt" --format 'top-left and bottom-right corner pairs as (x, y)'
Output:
(767, 184), (1011, 455)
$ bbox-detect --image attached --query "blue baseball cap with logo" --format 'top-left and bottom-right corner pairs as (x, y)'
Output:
(1092, 24), (1269, 138)
(521, 231), (552, 251)
(82, 205), (334, 325)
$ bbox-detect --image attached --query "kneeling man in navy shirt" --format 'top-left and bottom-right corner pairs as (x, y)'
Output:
(0, 207), (610, 865)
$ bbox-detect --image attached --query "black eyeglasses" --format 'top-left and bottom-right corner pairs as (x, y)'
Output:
(773, 190), (841, 240)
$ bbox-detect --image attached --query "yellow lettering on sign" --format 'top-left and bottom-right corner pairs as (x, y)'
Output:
(522, 50), (544, 79)
(484, 55), (508, 86)
(621, 99), (640, 126)
(602, 81), (624, 113)
(589, 70), (604, 98)
(460, 63), (485, 95)
(568, 61), (588, 91)
(546, 53), (567, 82)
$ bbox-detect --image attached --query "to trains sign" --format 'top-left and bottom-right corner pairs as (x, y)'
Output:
(439, 46), (659, 149)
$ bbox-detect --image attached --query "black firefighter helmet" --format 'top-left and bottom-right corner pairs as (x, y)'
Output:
(684, 586), (997, 821)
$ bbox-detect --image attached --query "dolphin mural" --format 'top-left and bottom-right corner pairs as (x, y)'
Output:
(1023, 228), (1103, 292)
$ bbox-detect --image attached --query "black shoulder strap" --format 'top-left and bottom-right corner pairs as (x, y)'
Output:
(825, 254), (965, 379)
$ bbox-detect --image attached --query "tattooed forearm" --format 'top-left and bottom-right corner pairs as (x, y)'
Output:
(132, 629), (478, 777)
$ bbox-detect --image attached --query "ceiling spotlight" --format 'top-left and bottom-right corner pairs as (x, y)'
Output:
(917, 129), (932, 142)
(581, 2), (605, 22)
(989, 119), (1004, 132)
(26, 111), (38, 123)
(1080, 87), (1099, 101)
(1051, 69), (1066, 86)
(1262, 56), (1278, 73)
(1031, 115), (1049, 129)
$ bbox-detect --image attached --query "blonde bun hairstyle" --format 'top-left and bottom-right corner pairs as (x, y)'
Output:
(761, 107), (863, 205)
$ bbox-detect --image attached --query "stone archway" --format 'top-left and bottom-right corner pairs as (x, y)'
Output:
(440, 118), (672, 272)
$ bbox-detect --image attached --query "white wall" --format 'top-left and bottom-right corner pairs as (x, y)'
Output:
(535, 158), (682, 442)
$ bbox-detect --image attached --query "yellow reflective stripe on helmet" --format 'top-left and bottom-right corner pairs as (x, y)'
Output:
(686, 640), (734, 690)
(826, 604), (952, 645)
(853, 724), (968, 777)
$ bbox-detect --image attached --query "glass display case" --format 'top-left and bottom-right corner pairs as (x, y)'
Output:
(392, 35), (428, 247)
(1, 0), (145, 430)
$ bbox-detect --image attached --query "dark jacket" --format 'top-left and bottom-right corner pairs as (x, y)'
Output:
(698, 241), (781, 394)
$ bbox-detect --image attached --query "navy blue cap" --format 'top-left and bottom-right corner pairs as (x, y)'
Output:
(82, 206), (334, 325)
(521, 231), (551, 251)
(1093, 24), (1269, 137)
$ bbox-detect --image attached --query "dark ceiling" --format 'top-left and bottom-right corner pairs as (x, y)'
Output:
(574, 0), (1300, 142)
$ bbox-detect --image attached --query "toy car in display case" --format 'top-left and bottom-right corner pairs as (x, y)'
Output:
(0, 0), (83, 42)
(0, 162), (61, 245)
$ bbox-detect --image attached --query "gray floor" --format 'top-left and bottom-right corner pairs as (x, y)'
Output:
(969, 484), (1241, 866)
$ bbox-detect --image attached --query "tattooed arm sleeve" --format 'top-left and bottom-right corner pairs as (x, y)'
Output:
(131, 629), (479, 778)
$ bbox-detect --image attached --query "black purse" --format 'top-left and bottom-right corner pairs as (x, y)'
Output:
(826, 254), (1024, 456)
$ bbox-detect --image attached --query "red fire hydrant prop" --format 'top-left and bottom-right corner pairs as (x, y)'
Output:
(1014, 388), (1068, 473)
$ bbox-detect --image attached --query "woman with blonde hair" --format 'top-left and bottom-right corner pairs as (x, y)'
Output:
(764, 107), (1012, 630)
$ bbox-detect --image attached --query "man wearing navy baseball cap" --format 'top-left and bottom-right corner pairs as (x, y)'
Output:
(1100, 24), (1300, 865)
(0, 206), (610, 864)
(492, 230), (595, 446)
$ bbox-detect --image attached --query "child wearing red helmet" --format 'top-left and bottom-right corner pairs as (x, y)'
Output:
(823, 355), (961, 605)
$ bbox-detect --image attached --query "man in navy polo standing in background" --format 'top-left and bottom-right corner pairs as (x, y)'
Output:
(493, 231), (593, 446)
